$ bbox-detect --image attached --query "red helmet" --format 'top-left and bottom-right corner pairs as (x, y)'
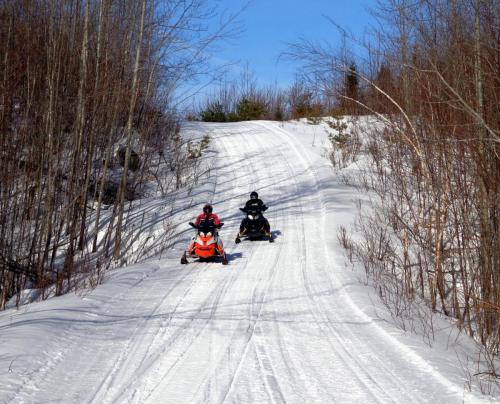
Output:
(203, 204), (213, 214)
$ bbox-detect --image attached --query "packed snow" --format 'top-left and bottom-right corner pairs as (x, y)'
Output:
(0, 119), (497, 403)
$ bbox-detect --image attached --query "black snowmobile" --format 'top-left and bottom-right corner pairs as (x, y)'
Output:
(235, 206), (274, 243)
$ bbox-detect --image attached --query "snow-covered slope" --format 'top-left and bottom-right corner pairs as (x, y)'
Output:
(0, 120), (494, 403)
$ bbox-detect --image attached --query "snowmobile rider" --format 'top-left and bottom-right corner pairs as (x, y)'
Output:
(235, 191), (272, 243)
(187, 203), (225, 255)
(194, 203), (221, 227)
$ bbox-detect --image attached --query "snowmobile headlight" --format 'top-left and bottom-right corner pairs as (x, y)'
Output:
(207, 232), (212, 237)
(248, 214), (254, 220)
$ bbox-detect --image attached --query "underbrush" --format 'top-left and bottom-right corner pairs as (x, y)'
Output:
(2, 127), (214, 309)
(330, 115), (499, 395)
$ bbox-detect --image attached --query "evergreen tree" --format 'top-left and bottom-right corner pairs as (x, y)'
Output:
(236, 97), (266, 120)
(341, 62), (360, 114)
(201, 102), (227, 122)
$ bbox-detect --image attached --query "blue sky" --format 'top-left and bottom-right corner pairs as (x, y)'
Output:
(177, 0), (376, 107)
(209, 0), (374, 87)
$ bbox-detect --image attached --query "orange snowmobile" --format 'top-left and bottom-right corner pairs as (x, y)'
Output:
(181, 220), (228, 265)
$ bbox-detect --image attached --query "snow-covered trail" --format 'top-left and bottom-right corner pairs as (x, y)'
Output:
(0, 121), (484, 403)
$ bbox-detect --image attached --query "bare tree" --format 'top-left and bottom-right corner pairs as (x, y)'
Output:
(288, 0), (499, 364)
(0, 0), (236, 307)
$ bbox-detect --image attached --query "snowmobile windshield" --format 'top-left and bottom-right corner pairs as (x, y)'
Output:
(246, 208), (261, 221)
(198, 219), (216, 234)
(246, 207), (261, 214)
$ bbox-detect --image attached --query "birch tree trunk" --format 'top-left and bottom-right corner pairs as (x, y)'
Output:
(113, 0), (147, 259)
(62, 0), (90, 287)
(90, 0), (107, 252)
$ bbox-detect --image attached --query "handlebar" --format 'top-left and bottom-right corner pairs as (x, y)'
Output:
(240, 206), (268, 213)
(189, 222), (224, 229)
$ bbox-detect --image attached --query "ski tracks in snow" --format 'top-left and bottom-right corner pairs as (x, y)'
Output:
(2, 121), (487, 404)
(254, 121), (470, 403)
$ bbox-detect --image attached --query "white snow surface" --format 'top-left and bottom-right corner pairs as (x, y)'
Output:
(0, 120), (497, 403)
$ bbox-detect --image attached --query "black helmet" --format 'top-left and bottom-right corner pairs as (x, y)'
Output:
(250, 191), (258, 200)
(203, 203), (213, 214)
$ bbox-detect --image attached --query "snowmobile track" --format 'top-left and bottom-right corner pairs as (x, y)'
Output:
(1, 121), (487, 404)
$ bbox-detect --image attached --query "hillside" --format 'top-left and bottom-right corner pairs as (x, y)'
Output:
(0, 120), (494, 403)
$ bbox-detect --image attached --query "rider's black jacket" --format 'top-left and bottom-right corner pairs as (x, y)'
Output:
(243, 198), (268, 212)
